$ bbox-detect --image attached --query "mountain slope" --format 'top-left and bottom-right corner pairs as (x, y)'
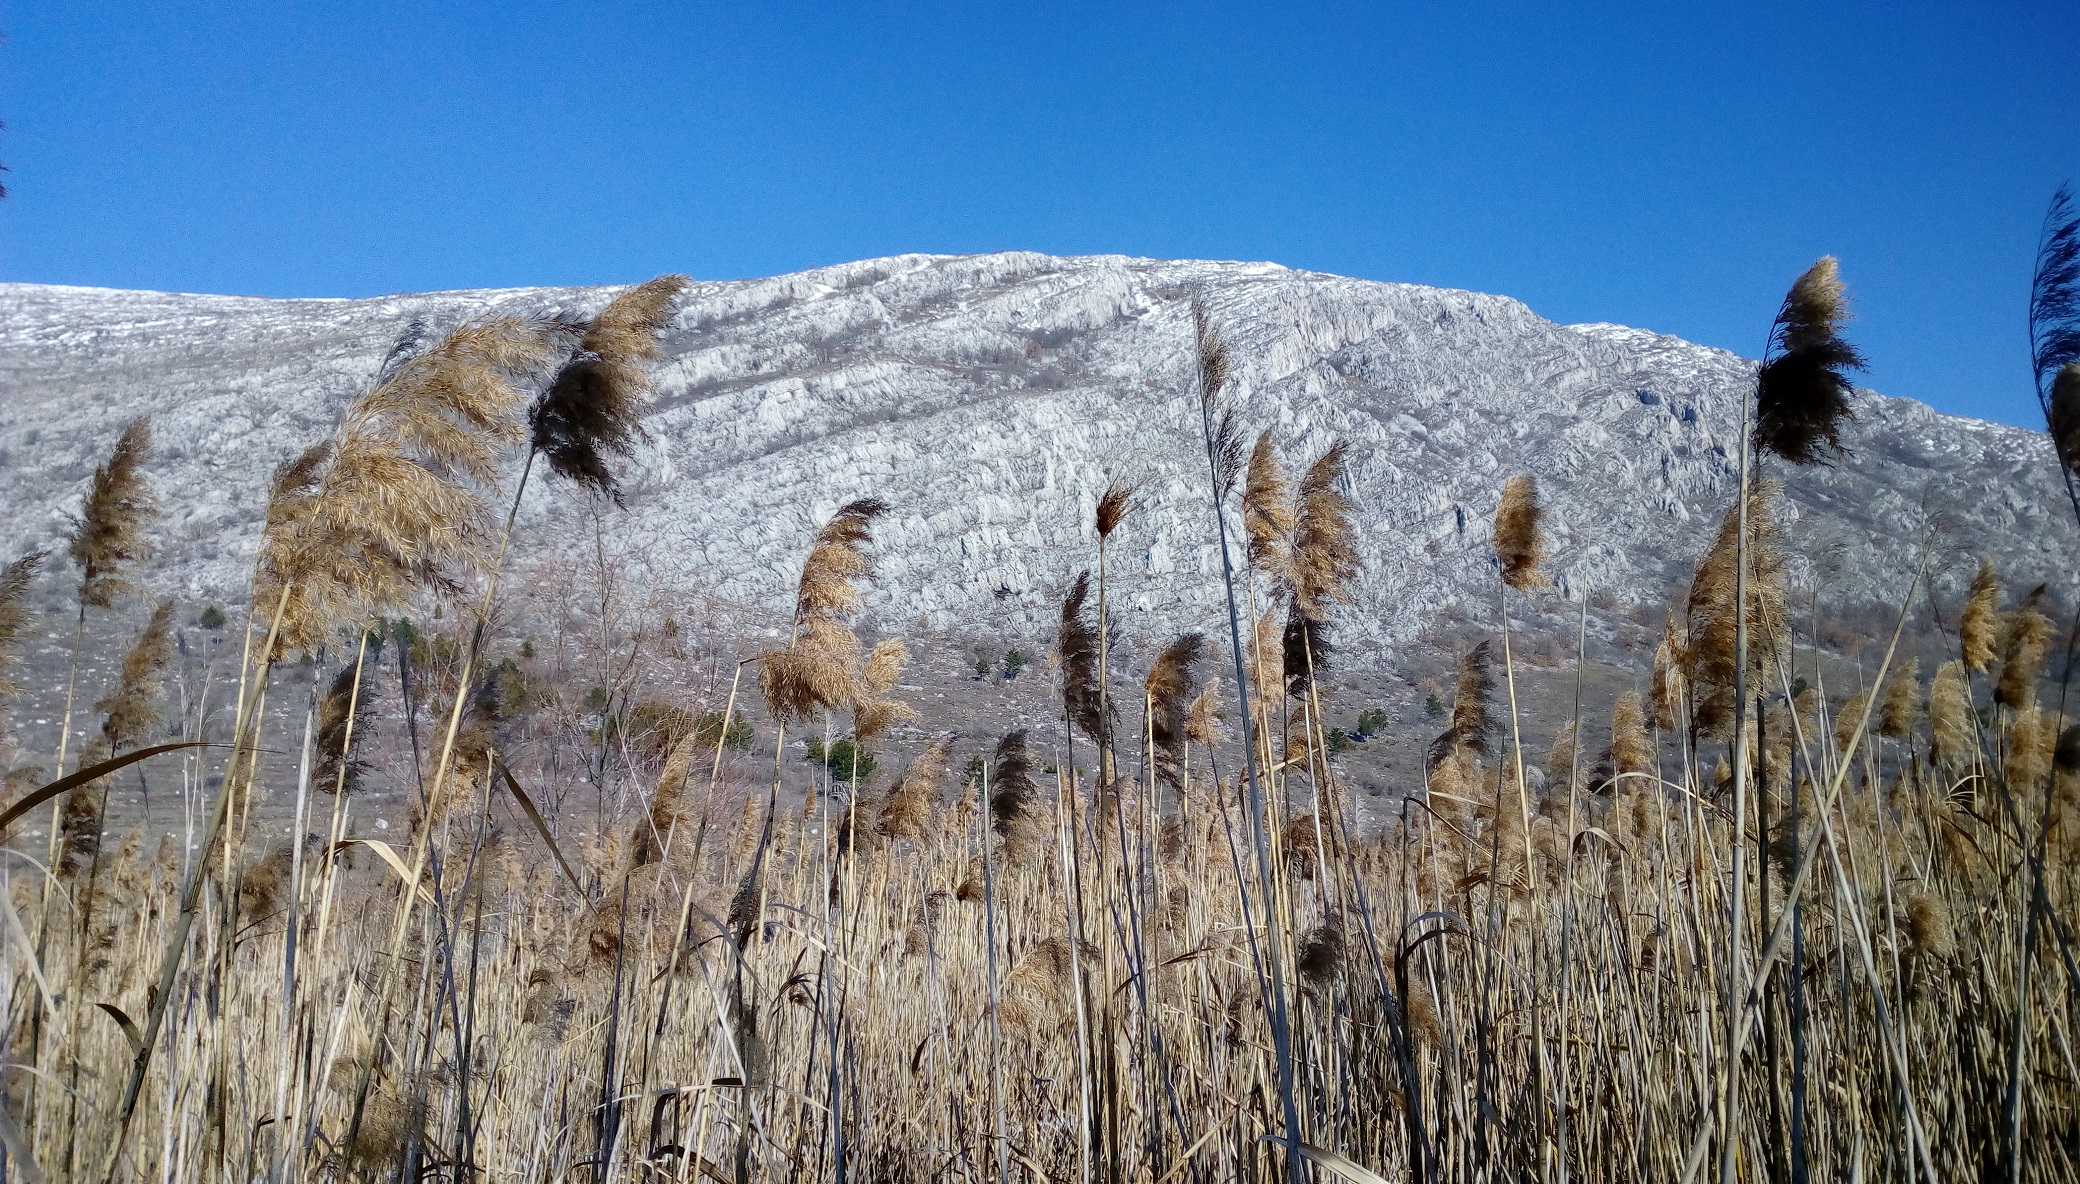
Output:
(2, 252), (2071, 651)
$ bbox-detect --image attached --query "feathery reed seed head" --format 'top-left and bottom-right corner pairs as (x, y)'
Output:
(1755, 256), (1863, 465)
(69, 416), (155, 609)
(1493, 474), (1549, 592)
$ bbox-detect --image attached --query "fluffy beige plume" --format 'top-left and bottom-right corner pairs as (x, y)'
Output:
(1289, 443), (1357, 619)
(1242, 430), (1294, 585)
(254, 318), (558, 653)
(1960, 558), (2002, 672)
(1928, 660), (1975, 769)
(1493, 474), (1549, 592)
(759, 498), (888, 724)
(1683, 479), (1786, 736)
(1994, 585), (2055, 711)
(1878, 658), (1921, 740)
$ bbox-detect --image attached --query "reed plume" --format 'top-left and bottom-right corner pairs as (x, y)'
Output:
(1192, 301), (1245, 501)
(1281, 609), (1333, 698)
(1290, 443), (1357, 617)
(1449, 640), (1496, 757)
(1282, 443), (1357, 695)
(1095, 478), (1141, 541)
(1651, 616), (1688, 731)
(0, 550), (43, 699)
(761, 498), (887, 723)
(1929, 659), (1975, 769)
(1146, 633), (1205, 786)
(987, 730), (1038, 846)
(1184, 678), (1226, 747)
(1683, 479), (1786, 734)
(2032, 186), (2080, 485)
(1755, 257), (1863, 465)
(878, 740), (948, 845)
(1493, 474), (1548, 592)
(2048, 364), (2080, 480)
(314, 663), (376, 796)
(530, 274), (689, 505)
(1995, 585), (2054, 711)
(1878, 658), (1921, 740)
(1059, 571), (1108, 744)
(1608, 691), (1654, 784)
(1961, 558), (2002, 672)
(92, 599), (175, 753)
(852, 638), (917, 743)
(254, 318), (558, 653)
(68, 417), (155, 609)
(1242, 431), (1294, 585)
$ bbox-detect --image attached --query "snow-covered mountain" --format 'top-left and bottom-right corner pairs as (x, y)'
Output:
(2, 252), (2072, 650)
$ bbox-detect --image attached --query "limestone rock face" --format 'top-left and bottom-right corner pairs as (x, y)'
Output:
(2, 252), (2070, 651)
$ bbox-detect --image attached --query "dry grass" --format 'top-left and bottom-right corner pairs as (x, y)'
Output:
(0, 287), (2076, 1184)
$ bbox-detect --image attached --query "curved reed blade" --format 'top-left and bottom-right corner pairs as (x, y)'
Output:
(0, 742), (212, 836)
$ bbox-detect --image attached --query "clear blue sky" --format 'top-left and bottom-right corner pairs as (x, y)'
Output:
(2, 2), (2075, 427)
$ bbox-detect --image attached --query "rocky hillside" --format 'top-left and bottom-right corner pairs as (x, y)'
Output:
(3, 252), (2072, 653)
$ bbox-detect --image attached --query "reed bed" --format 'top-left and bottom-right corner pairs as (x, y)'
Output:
(2, 208), (2079, 1184)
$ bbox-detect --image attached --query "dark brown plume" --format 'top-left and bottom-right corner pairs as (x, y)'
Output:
(1450, 641), (1495, 756)
(1191, 301), (1246, 501)
(1493, 474), (1548, 592)
(315, 661), (377, 796)
(1282, 606), (1332, 698)
(0, 551), (45, 699)
(988, 730), (1038, 840)
(1059, 571), (1108, 744)
(69, 417), (155, 609)
(1755, 257), (1863, 465)
(530, 274), (689, 504)
(1095, 478), (1141, 540)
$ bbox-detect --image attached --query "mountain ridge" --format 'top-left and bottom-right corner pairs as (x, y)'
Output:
(2, 251), (2071, 657)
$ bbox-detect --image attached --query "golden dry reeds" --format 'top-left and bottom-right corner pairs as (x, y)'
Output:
(1493, 474), (1548, 592)
(1928, 659), (1976, 770)
(91, 599), (174, 754)
(1961, 557), (2002, 672)
(1994, 584), (2055, 711)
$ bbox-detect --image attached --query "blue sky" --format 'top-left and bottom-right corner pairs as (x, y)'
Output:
(2, 2), (2075, 427)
